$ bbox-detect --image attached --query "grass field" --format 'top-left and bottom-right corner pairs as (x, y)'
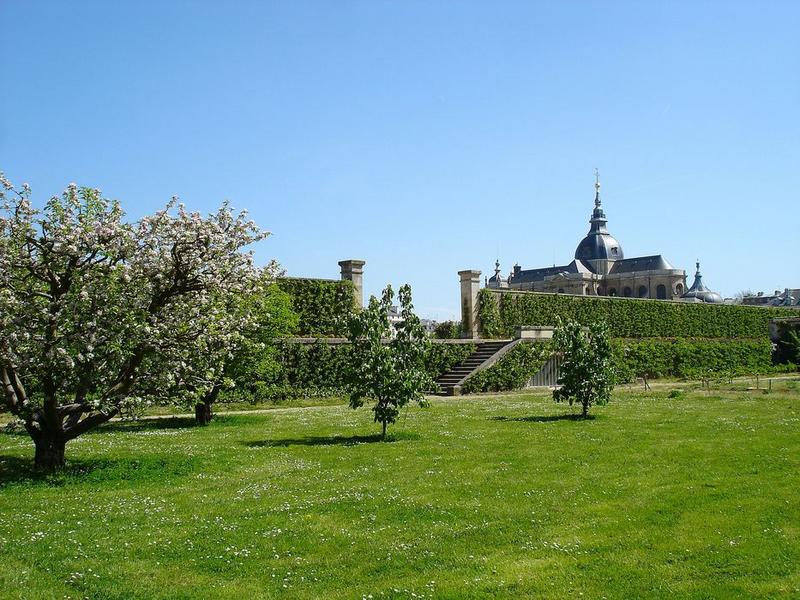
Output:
(1, 380), (799, 599)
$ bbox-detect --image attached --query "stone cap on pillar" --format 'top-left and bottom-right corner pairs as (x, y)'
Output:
(458, 269), (482, 282)
(339, 259), (366, 275)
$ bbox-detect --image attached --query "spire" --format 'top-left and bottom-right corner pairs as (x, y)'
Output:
(688, 259), (706, 292)
(588, 169), (608, 232)
(594, 168), (601, 208)
(494, 259), (501, 279)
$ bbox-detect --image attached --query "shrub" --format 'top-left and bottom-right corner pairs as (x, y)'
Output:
(433, 320), (462, 339)
(461, 341), (551, 394)
(424, 343), (476, 380)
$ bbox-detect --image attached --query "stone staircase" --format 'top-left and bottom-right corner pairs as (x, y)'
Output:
(435, 340), (513, 396)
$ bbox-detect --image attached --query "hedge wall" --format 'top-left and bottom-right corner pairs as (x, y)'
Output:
(480, 289), (792, 339)
(276, 278), (357, 336)
(612, 338), (797, 381)
(222, 339), (477, 402)
(461, 341), (552, 394)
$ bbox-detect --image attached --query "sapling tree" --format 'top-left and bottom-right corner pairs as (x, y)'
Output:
(345, 284), (433, 438)
(0, 174), (266, 469)
(552, 319), (615, 418)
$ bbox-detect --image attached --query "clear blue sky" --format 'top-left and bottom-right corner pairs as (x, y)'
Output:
(2, 0), (798, 319)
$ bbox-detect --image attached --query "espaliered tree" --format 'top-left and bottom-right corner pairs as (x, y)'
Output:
(345, 284), (433, 438)
(0, 174), (266, 469)
(552, 319), (615, 418)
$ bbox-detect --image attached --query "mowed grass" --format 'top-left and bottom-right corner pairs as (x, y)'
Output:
(1, 382), (799, 599)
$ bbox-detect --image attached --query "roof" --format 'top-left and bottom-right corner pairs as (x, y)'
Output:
(609, 255), (676, 274)
(510, 262), (578, 284)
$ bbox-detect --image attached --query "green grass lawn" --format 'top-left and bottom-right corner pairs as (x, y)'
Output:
(1, 381), (799, 599)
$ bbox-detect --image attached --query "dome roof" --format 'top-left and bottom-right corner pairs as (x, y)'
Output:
(575, 231), (624, 262)
(682, 261), (723, 304)
(574, 176), (624, 262)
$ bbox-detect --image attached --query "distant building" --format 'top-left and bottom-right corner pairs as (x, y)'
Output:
(420, 319), (439, 334)
(488, 174), (696, 300)
(741, 288), (800, 308)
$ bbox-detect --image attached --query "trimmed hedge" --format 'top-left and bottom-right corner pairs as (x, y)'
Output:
(276, 278), (357, 336)
(613, 338), (797, 381)
(481, 289), (793, 339)
(461, 341), (552, 394)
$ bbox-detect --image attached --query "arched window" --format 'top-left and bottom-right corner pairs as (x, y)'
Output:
(609, 288), (617, 297)
(656, 284), (667, 299)
(623, 287), (632, 297)
(557, 288), (564, 294)
(675, 283), (684, 295)
(638, 285), (648, 298)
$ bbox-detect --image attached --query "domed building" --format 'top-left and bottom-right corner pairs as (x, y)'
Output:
(488, 174), (689, 299)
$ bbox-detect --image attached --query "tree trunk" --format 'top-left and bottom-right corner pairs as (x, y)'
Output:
(195, 401), (213, 425)
(34, 435), (66, 471)
(195, 384), (220, 425)
(381, 419), (387, 439)
(582, 402), (589, 418)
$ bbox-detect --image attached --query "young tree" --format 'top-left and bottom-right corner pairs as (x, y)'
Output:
(345, 284), (433, 438)
(552, 319), (614, 418)
(0, 174), (266, 469)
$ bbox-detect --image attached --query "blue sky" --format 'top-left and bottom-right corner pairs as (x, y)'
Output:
(2, 0), (798, 319)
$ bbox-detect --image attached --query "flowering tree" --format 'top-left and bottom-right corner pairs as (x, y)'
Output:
(552, 319), (614, 418)
(0, 174), (267, 469)
(345, 284), (433, 438)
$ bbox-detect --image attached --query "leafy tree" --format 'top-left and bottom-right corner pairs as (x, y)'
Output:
(0, 174), (266, 469)
(196, 279), (299, 422)
(552, 319), (614, 418)
(345, 284), (433, 438)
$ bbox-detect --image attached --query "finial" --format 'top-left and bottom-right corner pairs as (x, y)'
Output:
(695, 259), (700, 274)
(594, 168), (601, 207)
(494, 260), (501, 278)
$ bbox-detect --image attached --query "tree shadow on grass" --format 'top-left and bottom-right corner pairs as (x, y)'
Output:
(92, 416), (199, 434)
(0, 452), (199, 487)
(245, 431), (419, 448)
(490, 414), (596, 423)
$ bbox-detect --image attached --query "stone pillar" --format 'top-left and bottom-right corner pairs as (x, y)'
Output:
(459, 269), (482, 339)
(339, 259), (366, 308)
